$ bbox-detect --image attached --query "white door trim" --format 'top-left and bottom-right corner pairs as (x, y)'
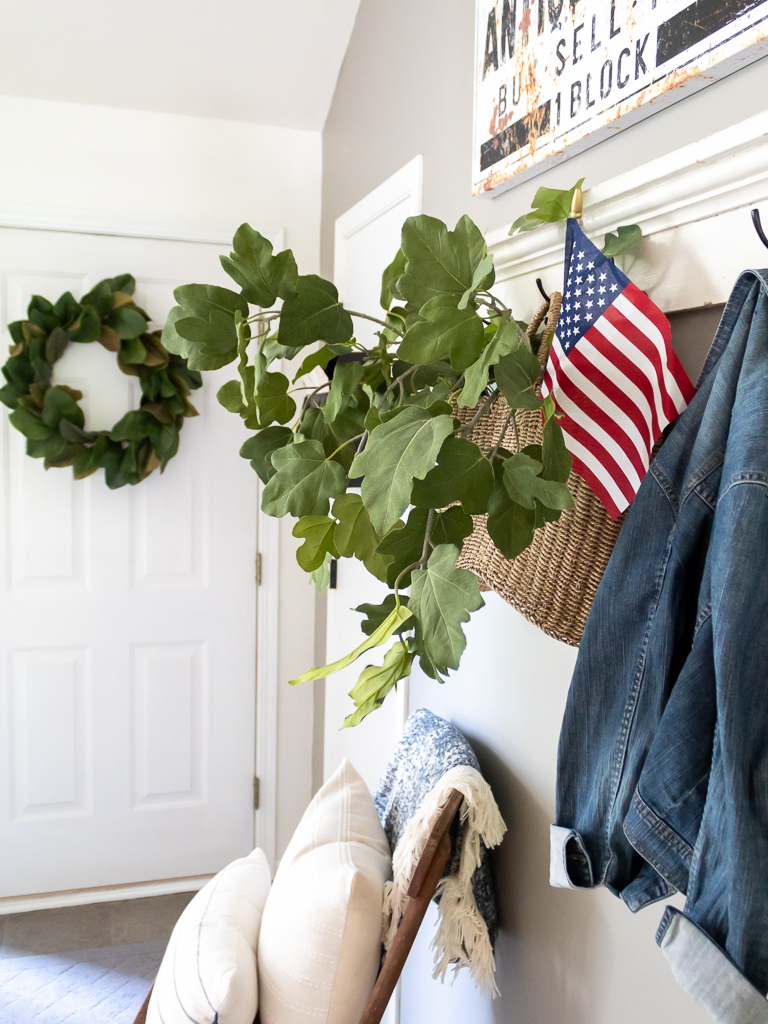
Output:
(0, 876), (214, 916)
(329, 155), (424, 765)
(0, 204), (284, 249)
(255, 494), (279, 871)
(334, 155), (423, 285)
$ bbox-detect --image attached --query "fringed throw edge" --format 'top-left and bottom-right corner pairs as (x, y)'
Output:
(381, 765), (507, 997)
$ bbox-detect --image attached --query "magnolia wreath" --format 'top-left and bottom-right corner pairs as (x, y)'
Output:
(1, 275), (202, 488)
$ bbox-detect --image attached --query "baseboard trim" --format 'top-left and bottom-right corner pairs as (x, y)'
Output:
(0, 875), (213, 915)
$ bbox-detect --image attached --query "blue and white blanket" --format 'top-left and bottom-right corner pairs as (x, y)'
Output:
(374, 708), (506, 996)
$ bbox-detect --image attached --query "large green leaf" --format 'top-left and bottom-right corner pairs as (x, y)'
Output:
(292, 516), (338, 571)
(110, 410), (157, 443)
(108, 306), (147, 340)
(324, 361), (364, 424)
(494, 344), (543, 410)
(398, 215), (486, 308)
(380, 248), (407, 310)
(502, 452), (574, 510)
(350, 407), (454, 534)
(217, 379), (246, 414)
(398, 298), (485, 371)
(344, 641), (413, 728)
(602, 224), (642, 258)
(279, 275), (353, 348)
(261, 439), (346, 517)
(220, 224), (299, 306)
(162, 284), (248, 370)
(292, 344), (335, 382)
(458, 253), (495, 310)
(355, 594), (407, 636)
(67, 305), (101, 343)
(27, 433), (69, 460)
(288, 603), (412, 685)
(254, 371), (296, 427)
(325, 392), (368, 470)
(509, 178), (585, 235)
(52, 292), (81, 327)
(376, 505), (472, 587)
(41, 386), (85, 430)
(46, 327), (71, 365)
(331, 493), (387, 579)
(409, 544), (484, 676)
(9, 408), (54, 440)
(240, 425), (292, 483)
(459, 318), (521, 407)
(411, 436), (494, 514)
(542, 409), (572, 483)
(310, 551), (333, 592)
(486, 475), (537, 558)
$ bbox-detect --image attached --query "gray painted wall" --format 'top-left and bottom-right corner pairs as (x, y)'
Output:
(321, 4), (764, 1021)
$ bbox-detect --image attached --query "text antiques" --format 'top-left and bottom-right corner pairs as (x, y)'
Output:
(473, 0), (768, 195)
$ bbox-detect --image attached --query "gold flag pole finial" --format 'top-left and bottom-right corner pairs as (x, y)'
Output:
(570, 187), (584, 222)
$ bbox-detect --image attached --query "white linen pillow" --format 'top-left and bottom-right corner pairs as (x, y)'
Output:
(147, 847), (271, 1024)
(258, 759), (391, 1024)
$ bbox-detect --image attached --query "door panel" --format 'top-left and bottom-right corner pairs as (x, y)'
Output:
(0, 227), (258, 896)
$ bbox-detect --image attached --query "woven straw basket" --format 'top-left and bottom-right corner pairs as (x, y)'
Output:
(455, 295), (625, 646)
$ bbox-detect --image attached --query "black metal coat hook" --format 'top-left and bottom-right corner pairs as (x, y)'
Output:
(751, 208), (768, 250)
(535, 277), (550, 303)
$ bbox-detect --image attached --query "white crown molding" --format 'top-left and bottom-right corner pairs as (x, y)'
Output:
(487, 110), (768, 293)
(0, 875), (212, 915)
(0, 204), (285, 249)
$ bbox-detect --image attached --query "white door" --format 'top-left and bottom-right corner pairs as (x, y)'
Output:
(325, 157), (423, 794)
(0, 226), (260, 898)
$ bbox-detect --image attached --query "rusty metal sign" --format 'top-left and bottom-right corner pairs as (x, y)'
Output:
(473, 0), (768, 195)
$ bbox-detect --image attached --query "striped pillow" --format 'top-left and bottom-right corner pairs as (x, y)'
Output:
(147, 848), (271, 1024)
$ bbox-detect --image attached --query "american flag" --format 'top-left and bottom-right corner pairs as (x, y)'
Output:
(541, 219), (695, 520)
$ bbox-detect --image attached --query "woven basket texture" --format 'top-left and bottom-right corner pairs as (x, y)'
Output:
(454, 296), (625, 646)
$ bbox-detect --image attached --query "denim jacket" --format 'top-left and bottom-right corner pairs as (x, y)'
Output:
(551, 271), (768, 1024)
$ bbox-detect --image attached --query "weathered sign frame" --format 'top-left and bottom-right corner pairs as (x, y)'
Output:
(473, 0), (768, 196)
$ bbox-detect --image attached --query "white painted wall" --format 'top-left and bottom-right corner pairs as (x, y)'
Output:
(0, 92), (322, 864)
(319, 4), (761, 1021)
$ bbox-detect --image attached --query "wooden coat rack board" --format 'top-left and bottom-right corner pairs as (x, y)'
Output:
(132, 789), (464, 1024)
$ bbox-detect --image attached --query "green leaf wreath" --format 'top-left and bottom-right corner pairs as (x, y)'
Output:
(1, 275), (202, 488)
(162, 185), (640, 727)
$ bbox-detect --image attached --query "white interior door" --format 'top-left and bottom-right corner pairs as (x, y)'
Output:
(325, 157), (423, 795)
(0, 226), (261, 899)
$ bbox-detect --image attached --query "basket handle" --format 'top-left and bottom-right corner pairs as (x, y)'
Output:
(526, 291), (563, 370)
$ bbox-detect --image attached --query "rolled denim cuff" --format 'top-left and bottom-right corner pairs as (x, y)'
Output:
(549, 824), (594, 889)
(657, 907), (768, 1024)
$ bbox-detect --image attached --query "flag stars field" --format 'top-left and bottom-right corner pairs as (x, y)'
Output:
(541, 219), (695, 519)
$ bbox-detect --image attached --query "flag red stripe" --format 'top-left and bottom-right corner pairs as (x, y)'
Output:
(626, 284), (696, 403)
(567, 340), (654, 457)
(602, 302), (680, 424)
(567, 448), (624, 520)
(551, 361), (648, 481)
(588, 320), (663, 438)
(560, 415), (635, 508)
(547, 343), (637, 503)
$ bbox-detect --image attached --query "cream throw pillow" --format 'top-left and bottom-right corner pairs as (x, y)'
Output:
(258, 759), (391, 1024)
(147, 847), (271, 1024)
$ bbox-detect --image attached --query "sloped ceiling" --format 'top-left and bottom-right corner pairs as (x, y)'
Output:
(0, 0), (361, 131)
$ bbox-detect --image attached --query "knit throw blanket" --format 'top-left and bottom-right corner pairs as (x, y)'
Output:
(374, 708), (506, 996)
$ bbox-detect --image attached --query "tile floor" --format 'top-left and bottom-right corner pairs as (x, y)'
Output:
(0, 892), (196, 960)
